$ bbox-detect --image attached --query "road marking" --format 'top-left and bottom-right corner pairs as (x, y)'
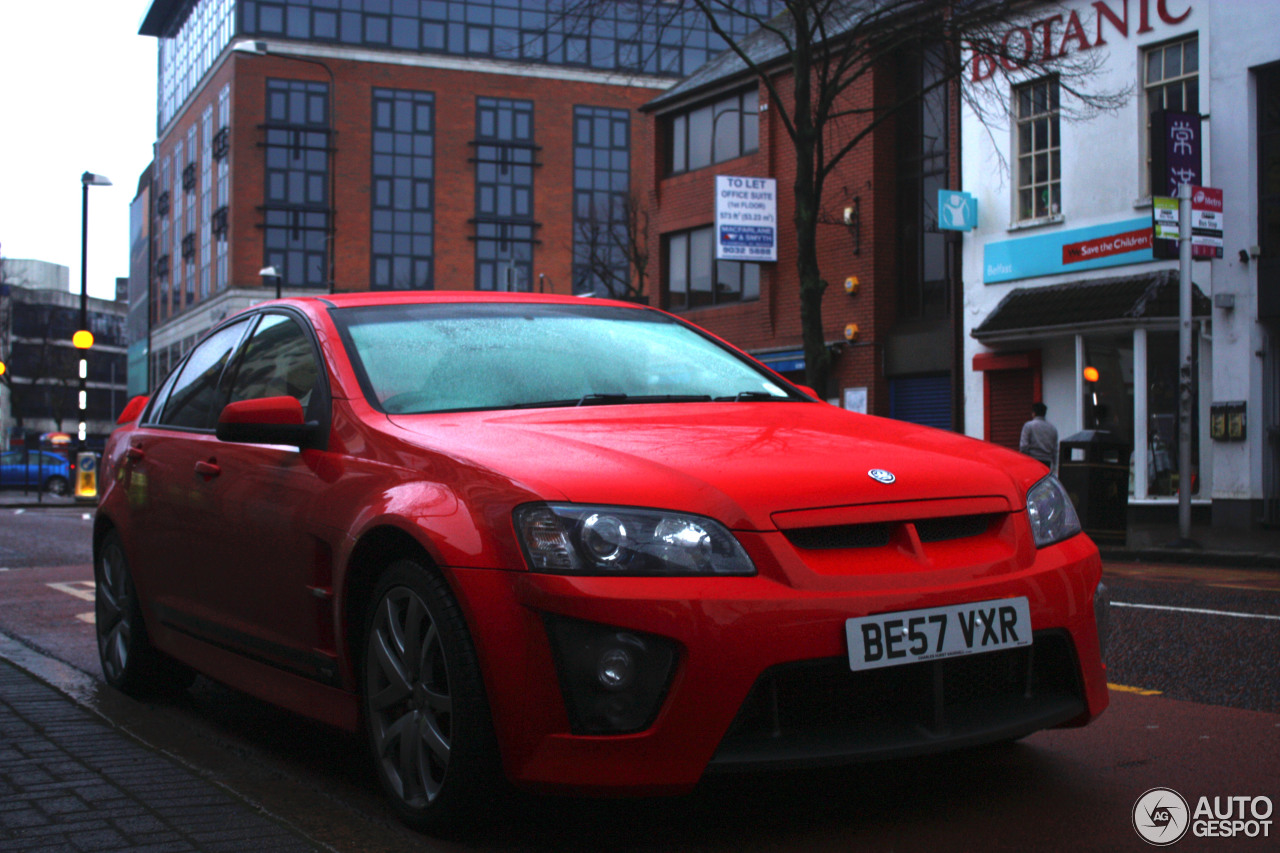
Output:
(1111, 600), (1280, 621)
(47, 581), (96, 602)
(13, 509), (24, 515)
(1108, 683), (1163, 696)
(76, 612), (96, 625)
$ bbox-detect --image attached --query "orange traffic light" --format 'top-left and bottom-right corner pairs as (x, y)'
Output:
(1082, 366), (1100, 382)
(73, 330), (94, 349)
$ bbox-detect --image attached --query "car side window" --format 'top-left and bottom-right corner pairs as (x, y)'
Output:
(225, 314), (324, 421)
(155, 319), (251, 430)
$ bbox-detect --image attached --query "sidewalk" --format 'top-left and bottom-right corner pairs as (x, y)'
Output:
(0, 659), (324, 852)
(1100, 517), (1280, 568)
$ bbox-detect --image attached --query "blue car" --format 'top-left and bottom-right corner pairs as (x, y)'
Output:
(0, 450), (71, 496)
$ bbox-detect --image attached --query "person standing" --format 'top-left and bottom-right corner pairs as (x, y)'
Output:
(1020, 402), (1058, 470)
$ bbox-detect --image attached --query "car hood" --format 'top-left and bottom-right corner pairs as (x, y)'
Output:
(385, 402), (1043, 531)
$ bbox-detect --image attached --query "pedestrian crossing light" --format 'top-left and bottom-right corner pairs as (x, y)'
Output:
(73, 330), (94, 349)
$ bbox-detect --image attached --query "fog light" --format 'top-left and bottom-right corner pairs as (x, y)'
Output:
(597, 647), (635, 690)
(543, 615), (677, 735)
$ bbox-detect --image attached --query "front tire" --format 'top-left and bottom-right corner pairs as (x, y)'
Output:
(94, 529), (195, 696)
(363, 560), (500, 834)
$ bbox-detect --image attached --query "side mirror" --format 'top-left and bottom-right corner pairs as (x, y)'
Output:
(116, 395), (149, 425)
(216, 396), (322, 448)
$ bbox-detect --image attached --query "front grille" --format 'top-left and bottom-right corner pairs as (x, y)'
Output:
(710, 630), (1086, 771)
(782, 513), (997, 551)
(916, 513), (994, 543)
(784, 523), (890, 550)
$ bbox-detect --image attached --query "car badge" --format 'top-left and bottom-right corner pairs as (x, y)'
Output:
(868, 469), (896, 484)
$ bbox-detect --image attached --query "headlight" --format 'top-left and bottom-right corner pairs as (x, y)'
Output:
(1026, 475), (1082, 548)
(514, 503), (756, 576)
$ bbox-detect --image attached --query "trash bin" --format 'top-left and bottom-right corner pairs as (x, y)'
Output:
(1057, 430), (1129, 545)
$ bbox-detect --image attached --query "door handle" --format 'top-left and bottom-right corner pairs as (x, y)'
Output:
(126, 447), (146, 462)
(194, 460), (221, 479)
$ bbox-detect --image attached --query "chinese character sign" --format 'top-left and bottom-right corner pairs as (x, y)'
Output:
(1150, 110), (1202, 197)
(715, 176), (778, 262)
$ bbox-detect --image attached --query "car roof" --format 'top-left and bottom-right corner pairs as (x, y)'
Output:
(291, 291), (652, 311)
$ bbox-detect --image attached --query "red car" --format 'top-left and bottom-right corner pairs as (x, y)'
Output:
(95, 292), (1108, 831)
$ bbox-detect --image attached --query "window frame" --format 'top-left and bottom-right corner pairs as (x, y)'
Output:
(663, 225), (760, 312)
(1141, 34), (1199, 198)
(665, 87), (760, 176)
(1012, 75), (1061, 224)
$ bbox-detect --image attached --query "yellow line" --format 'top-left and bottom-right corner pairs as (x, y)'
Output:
(1108, 682), (1163, 696)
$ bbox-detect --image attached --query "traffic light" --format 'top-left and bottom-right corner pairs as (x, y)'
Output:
(73, 329), (94, 349)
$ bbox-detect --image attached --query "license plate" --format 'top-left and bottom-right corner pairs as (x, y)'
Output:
(845, 597), (1032, 672)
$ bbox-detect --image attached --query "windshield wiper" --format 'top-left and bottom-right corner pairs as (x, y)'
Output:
(713, 391), (793, 402)
(506, 394), (714, 410)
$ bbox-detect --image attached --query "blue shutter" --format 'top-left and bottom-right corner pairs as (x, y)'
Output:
(889, 375), (952, 430)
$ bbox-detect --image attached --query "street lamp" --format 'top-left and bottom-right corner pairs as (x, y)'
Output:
(78, 171), (111, 447)
(259, 265), (282, 300)
(233, 40), (337, 294)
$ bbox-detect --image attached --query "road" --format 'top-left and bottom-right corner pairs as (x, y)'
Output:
(1, 506), (1277, 851)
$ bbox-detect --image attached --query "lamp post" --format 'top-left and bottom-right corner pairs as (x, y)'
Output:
(259, 265), (282, 300)
(78, 171), (111, 449)
(233, 40), (337, 294)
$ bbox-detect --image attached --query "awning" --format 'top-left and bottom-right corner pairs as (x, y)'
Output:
(972, 271), (1211, 343)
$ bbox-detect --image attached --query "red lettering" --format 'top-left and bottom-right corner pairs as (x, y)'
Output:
(1060, 10), (1091, 53)
(1035, 15), (1063, 60)
(1093, 0), (1128, 45)
(1158, 0), (1192, 25)
(1139, 0), (1153, 33)
(971, 52), (998, 82)
(1000, 27), (1035, 71)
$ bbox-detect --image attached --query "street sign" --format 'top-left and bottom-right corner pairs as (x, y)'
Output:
(938, 190), (977, 231)
(1152, 196), (1179, 240)
(1190, 185), (1223, 259)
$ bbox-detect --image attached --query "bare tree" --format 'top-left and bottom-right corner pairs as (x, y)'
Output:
(549, 0), (1125, 392)
(574, 191), (651, 301)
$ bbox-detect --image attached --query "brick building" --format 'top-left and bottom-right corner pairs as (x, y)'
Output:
(641, 24), (962, 426)
(133, 0), (772, 386)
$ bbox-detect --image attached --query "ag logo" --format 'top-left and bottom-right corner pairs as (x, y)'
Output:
(1133, 787), (1190, 846)
(868, 469), (895, 484)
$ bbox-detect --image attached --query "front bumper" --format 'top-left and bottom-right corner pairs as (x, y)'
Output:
(446, 530), (1109, 795)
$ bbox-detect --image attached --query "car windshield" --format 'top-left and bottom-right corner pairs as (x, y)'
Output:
(332, 302), (797, 414)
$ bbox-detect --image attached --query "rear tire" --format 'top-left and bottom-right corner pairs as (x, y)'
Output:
(94, 529), (195, 696)
(362, 559), (501, 834)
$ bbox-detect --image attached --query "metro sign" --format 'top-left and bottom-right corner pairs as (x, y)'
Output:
(1190, 185), (1223, 259)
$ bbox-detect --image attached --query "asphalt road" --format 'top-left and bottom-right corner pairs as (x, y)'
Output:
(1, 506), (1277, 851)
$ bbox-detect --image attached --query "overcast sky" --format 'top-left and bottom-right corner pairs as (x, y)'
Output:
(0, 1), (156, 300)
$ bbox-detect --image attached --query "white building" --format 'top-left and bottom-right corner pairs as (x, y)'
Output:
(960, 0), (1280, 531)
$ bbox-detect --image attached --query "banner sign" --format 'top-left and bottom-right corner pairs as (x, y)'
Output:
(938, 190), (978, 231)
(983, 217), (1154, 284)
(1152, 196), (1179, 240)
(715, 175), (778, 262)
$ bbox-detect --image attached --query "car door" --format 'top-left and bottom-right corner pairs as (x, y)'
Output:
(193, 311), (340, 683)
(122, 318), (253, 627)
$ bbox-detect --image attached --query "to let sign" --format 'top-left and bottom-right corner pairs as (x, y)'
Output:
(715, 175), (778, 262)
(1191, 185), (1223, 259)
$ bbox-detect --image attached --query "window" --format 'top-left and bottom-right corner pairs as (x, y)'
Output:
(1143, 35), (1199, 196)
(154, 319), (250, 430)
(572, 106), (630, 297)
(263, 79), (330, 289)
(474, 98), (537, 291)
(371, 89), (435, 290)
(667, 88), (759, 175)
(226, 314), (324, 421)
(897, 43), (949, 321)
(1014, 77), (1060, 222)
(664, 226), (759, 311)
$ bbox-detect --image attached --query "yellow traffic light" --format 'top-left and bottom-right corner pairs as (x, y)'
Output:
(0, 360), (6, 376)
(73, 330), (94, 349)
